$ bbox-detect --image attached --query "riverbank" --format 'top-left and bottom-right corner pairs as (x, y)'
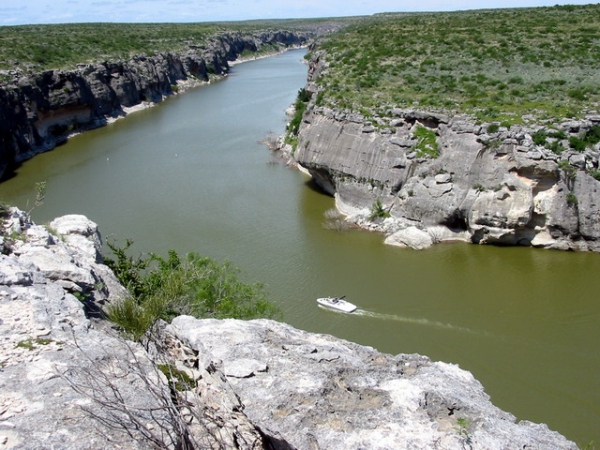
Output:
(288, 6), (600, 252)
(0, 208), (578, 449)
(0, 30), (313, 180)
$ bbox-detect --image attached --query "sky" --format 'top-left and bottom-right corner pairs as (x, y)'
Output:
(0, 0), (597, 26)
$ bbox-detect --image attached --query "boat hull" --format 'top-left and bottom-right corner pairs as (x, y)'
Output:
(316, 297), (357, 313)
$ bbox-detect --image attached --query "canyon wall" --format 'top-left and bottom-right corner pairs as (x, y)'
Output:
(293, 51), (600, 251)
(0, 30), (311, 179)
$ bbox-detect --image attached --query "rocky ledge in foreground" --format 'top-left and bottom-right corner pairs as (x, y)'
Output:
(167, 316), (577, 450)
(0, 210), (577, 449)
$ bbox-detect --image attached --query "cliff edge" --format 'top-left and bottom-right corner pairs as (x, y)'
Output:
(0, 210), (577, 449)
(0, 30), (311, 180)
(291, 49), (600, 252)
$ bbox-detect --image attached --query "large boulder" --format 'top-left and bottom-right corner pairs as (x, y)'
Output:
(167, 316), (577, 450)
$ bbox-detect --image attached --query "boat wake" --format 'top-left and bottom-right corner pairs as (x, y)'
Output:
(353, 309), (481, 336)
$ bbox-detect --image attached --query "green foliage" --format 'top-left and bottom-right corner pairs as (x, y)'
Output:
(286, 88), (311, 136)
(314, 4), (600, 123)
(368, 198), (391, 221)
(104, 239), (150, 299)
(105, 241), (281, 340)
(487, 123), (500, 133)
(0, 20), (336, 77)
(157, 364), (194, 391)
(548, 140), (565, 154)
(414, 126), (439, 158)
(15, 338), (58, 350)
(589, 169), (600, 181)
(548, 129), (567, 140)
(566, 192), (578, 206)
(558, 160), (577, 189)
(473, 183), (486, 192)
(568, 125), (600, 152)
(584, 125), (600, 145)
(532, 129), (547, 146)
(456, 417), (472, 446)
(569, 136), (587, 152)
(296, 87), (311, 103)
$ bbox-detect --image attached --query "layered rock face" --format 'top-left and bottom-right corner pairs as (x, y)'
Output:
(167, 316), (576, 450)
(0, 212), (577, 448)
(0, 30), (311, 179)
(293, 59), (600, 251)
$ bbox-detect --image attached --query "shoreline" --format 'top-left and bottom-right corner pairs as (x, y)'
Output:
(72, 46), (308, 136)
(0, 30), (313, 180)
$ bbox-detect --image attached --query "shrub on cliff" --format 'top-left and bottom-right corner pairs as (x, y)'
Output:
(287, 88), (311, 136)
(105, 240), (281, 340)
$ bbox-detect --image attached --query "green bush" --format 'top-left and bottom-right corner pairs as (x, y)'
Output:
(105, 241), (281, 340)
(487, 123), (500, 133)
(414, 125), (439, 158)
(584, 125), (600, 145)
(368, 198), (391, 221)
(548, 140), (565, 154)
(569, 136), (587, 152)
(286, 88), (310, 136)
(548, 129), (567, 140)
(532, 129), (547, 146)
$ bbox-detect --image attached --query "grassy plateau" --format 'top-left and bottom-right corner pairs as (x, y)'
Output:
(0, 18), (350, 77)
(313, 4), (600, 124)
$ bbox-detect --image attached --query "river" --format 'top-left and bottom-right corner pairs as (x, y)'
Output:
(0, 49), (598, 446)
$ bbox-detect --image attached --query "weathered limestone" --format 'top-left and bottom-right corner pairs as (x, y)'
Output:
(0, 210), (173, 449)
(291, 47), (600, 251)
(294, 105), (600, 251)
(167, 316), (577, 450)
(0, 30), (312, 179)
(0, 211), (579, 448)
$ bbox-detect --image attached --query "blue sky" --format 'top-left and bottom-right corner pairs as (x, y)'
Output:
(0, 0), (596, 25)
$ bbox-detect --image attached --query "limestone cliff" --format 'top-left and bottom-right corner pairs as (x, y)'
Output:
(0, 210), (577, 448)
(292, 53), (600, 251)
(0, 30), (312, 180)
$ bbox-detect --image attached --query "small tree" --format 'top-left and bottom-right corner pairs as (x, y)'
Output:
(105, 242), (281, 341)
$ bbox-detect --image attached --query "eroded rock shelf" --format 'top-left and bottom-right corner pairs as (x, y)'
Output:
(0, 210), (578, 448)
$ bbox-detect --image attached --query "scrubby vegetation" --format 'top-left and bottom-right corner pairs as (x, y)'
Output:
(368, 199), (391, 221)
(287, 88), (311, 135)
(0, 18), (348, 77)
(313, 4), (600, 124)
(285, 88), (311, 152)
(0, 23), (219, 73)
(414, 125), (439, 158)
(104, 240), (281, 340)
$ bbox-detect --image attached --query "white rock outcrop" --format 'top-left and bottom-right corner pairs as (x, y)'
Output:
(167, 316), (577, 450)
(0, 210), (578, 449)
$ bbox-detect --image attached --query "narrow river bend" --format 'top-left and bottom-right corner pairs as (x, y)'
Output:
(1, 49), (599, 446)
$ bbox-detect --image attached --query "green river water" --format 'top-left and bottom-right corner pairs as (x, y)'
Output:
(0, 49), (598, 446)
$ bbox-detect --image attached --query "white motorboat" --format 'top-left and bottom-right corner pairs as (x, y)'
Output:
(316, 296), (357, 313)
